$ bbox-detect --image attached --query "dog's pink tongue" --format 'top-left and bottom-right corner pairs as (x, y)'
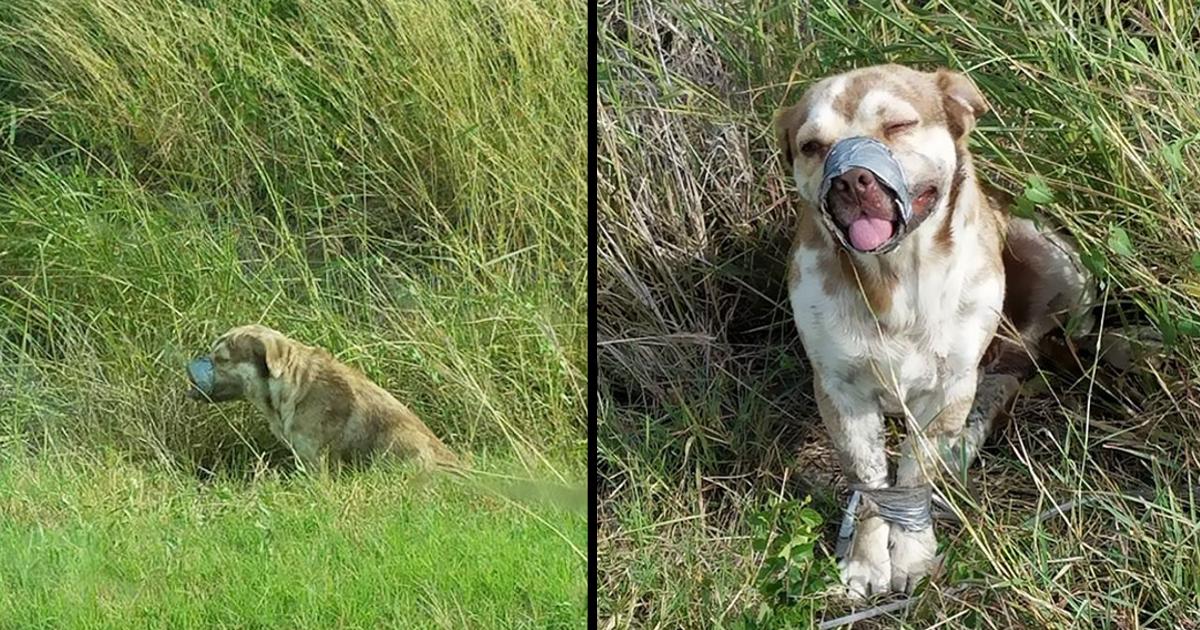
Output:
(847, 217), (894, 251)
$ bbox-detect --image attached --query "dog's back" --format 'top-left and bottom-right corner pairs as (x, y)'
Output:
(303, 348), (458, 467)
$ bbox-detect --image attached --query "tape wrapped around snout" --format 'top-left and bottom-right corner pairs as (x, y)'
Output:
(818, 137), (914, 240)
(187, 357), (215, 394)
(819, 137), (913, 218)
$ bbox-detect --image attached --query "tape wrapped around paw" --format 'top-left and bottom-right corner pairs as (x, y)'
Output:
(860, 485), (934, 532)
(835, 484), (934, 559)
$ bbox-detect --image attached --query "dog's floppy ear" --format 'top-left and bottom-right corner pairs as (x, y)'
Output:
(249, 333), (289, 380)
(775, 100), (807, 169)
(936, 69), (988, 139)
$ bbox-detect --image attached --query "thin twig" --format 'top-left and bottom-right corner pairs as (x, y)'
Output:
(818, 598), (916, 629)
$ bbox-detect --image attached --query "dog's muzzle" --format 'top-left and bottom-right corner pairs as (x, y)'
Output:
(187, 357), (215, 398)
(818, 136), (918, 255)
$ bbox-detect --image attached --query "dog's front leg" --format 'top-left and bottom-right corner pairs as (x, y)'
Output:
(284, 423), (327, 477)
(890, 375), (977, 592)
(815, 378), (891, 599)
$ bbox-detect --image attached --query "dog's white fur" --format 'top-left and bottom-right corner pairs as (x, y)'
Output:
(777, 64), (1091, 597)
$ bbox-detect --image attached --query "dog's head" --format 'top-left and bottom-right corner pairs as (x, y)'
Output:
(776, 64), (988, 254)
(186, 324), (291, 403)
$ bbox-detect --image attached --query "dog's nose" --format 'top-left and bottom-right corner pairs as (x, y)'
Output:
(833, 168), (878, 196)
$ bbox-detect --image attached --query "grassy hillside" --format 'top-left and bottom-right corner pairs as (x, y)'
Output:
(0, 0), (586, 626)
(599, 1), (1200, 627)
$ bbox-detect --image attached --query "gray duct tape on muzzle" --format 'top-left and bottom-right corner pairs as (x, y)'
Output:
(188, 357), (215, 394)
(818, 136), (914, 254)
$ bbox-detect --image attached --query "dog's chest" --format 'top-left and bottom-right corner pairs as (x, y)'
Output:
(840, 321), (955, 414)
(790, 247), (1001, 410)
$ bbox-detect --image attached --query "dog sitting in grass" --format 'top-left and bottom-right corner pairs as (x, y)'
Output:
(186, 324), (457, 473)
(775, 64), (1094, 597)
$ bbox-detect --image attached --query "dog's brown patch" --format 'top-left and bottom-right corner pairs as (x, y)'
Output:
(787, 250), (802, 290)
(787, 206), (826, 291)
(831, 71), (878, 120)
(790, 205), (897, 316)
(935, 146), (969, 253)
(936, 69), (989, 140)
(1000, 236), (1040, 335)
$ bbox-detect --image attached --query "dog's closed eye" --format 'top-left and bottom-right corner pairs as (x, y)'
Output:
(884, 120), (918, 136)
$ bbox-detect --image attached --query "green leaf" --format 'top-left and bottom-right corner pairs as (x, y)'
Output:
(1080, 249), (1108, 276)
(1163, 141), (1185, 171)
(798, 507), (823, 529)
(778, 352), (797, 371)
(1129, 37), (1150, 61)
(782, 535), (811, 559)
(1154, 299), (1179, 347)
(1023, 176), (1054, 204)
(1108, 226), (1133, 257)
(1011, 195), (1037, 219)
(1190, 252), (1200, 273)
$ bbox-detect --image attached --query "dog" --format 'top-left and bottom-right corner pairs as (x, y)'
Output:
(775, 64), (1093, 597)
(186, 324), (457, 473)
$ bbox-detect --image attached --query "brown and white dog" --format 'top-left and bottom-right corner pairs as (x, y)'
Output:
(187, 325), (458, 474)
(776, 65), (1092, 597)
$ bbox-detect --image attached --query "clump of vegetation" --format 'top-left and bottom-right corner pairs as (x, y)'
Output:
(745, 497), (836, 628)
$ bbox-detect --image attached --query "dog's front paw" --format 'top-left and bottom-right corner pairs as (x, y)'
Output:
(841, 554), (892, 599)
(839, 518), (891, 599)
(889, 526), (938, 593)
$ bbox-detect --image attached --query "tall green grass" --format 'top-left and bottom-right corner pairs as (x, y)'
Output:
(0, 453), (585, 628)
(0, 0), (586, 471)
(600, 0), (1200, 627)
(0, 0), (586, 625)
